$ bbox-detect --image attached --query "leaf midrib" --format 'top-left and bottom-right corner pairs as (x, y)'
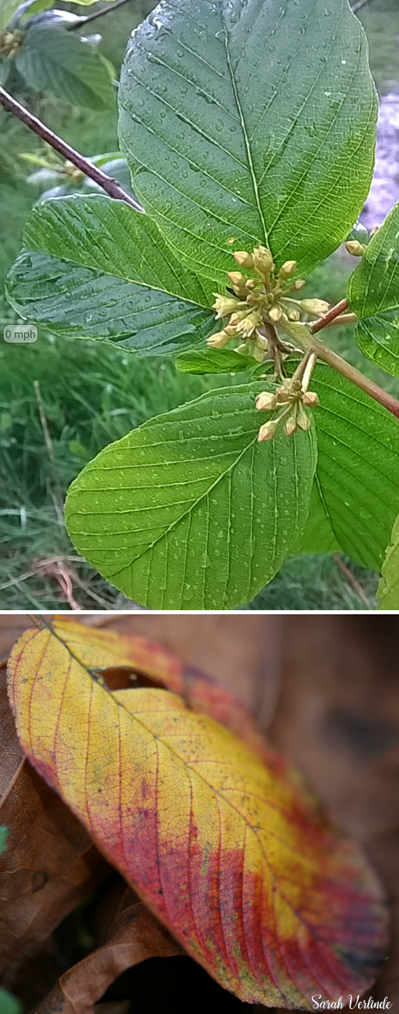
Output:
(23, 246), (213, 315)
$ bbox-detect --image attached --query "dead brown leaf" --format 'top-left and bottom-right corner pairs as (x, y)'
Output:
(0, 665), (110, 973)
(31, 903), (183, 1014)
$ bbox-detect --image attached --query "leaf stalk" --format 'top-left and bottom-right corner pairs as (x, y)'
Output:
(67, 0), (136, 31)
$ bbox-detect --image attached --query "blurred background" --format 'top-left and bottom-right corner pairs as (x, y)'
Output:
(0, 613), (398, 1011)
(0, 0), (398, 610)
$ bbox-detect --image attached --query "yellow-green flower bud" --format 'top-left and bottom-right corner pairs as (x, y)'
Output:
(236, 311), (260, 337)
(276, 384), (290, 404)
(212, 294), (241, 318)
(258, 419), (278, 442)
(252, 245), (274, 276)
(206, 330), (232, 349)
(284, 416), (298, 437)
(229, 310), (249, 327)
(269, 305), (283, 322)
(255, 334), (270, 351)
(345, 240), (366, 257)
(302, 390), (319, 408)
(255, 391), (278, 411)
(293, 279), (306, 291)
(299, 298), (330, 315)
(279, 260), (297, 281)
(288, 309), (300, 322)
(233, 250), (254, 268)
(227, 271), (246, 294)
(297, 406), (312, 431)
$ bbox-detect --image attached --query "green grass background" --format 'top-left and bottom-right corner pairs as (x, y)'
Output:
(0, 0), (398, 610)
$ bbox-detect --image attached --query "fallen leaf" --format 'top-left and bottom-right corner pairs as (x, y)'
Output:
(20, 617), (269, 756)
(95, 614), (282, 730)
(7, 619), (389, 1009)
(31, 903), (182, 1014)
(0, 665), (110, 973)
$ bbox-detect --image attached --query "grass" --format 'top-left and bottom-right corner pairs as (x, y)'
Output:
(0, 2), (398, 611)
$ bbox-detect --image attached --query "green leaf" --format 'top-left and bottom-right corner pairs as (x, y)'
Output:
(294, 362), (399, 570)
(0, 989), (22, 1014)
(0, 827), (8, 855)
(14, 19), (115, 109)
(5, 195), (217, 354)
(356, 314), (399, 377)
(65, 383), (317, 610)
(175, 348), (257, 373)
(0, 0), (22, 29)
(348, 201), (399, 375)
(377, 511), (399, 609)
(294, 481), (341, 555)
(0, 58), (11, 86)
(119, 0), (377, 286)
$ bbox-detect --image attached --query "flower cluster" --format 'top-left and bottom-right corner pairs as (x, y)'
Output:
(208, 245), (329, 361)
(0, 29), (23, 59)
(256, 377), (319, 441)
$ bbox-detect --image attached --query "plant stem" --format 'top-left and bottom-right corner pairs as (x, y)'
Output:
(323, 313), (358, 328)
(68, 0), (135, 31)
(352, 0), (372, 13)
(309, 298), (348, 335)
(0, 86), (144, 213)
(312, 340), (399, 420)
(283, 313), (399, 420)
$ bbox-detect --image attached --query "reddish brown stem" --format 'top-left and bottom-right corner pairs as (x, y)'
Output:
(68, 0), (135, 30)
(309, 298), (349, 335)
(0, 87), (144, 214)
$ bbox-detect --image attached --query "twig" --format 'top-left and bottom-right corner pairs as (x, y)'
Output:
(34, 380), (64, 529)
(309, 298), (349, 335)
(68, 0), (135, 30)
(312, 341), (399, 421)
(352, 0), (372, 13)
(0, 87), (144, 213)
(323, 313), (358, 329)
(288, 305), (399, 421)
(333, 554), (371, 608)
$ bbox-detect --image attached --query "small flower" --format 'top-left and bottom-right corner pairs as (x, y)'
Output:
(302, 391), (319, 408)
(345, 240), (366, 257)
(212, 293), (243, 318)
(255, 391), (278, 411)
(229, 309), (249, 327)
(233, 250), (254, 268)
(236, 310), (261, 337)
(258, 419), (279, 442)
(279, 260), (297, 280)
(206, 330), (232, 349)
(269, 305), (283, 322)
(252, 246), (274, 276)
(296, 406), (312, 431)
(227, 271), (247, 294)
(284, 415), (298, 437)
(299, 298), (330, 315)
